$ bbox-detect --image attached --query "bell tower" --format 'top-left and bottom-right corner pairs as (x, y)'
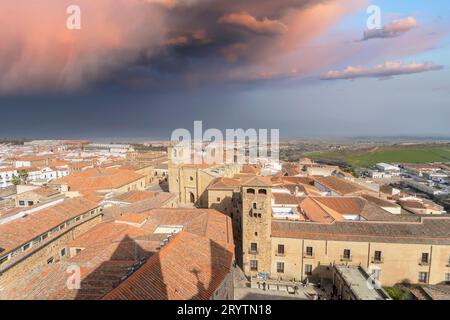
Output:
(241, 177), (272, 278)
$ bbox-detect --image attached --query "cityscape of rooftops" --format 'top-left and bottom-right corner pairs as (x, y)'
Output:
(0, 0), (449, 308)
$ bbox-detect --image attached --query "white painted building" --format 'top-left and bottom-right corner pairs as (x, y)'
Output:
(375, 163), (400, 172)
(0, 167), (18, 188)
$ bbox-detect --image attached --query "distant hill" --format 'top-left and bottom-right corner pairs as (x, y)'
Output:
(307, 143), (450, 168)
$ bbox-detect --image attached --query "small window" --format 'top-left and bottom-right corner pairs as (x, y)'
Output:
(421, 253), (429, 263)
(278, 244), (285, 255)
(250, 260), (258, 271)
(76, 248), (82, 255)
(59, 224), (65, 230)
(23, 243), (31, 251)
(247, 188), (255, 194)
(190, 176), (194, 181)
(277, 262), (285, 273)
(374, 250), (382, 262)
(258, 189), (267, 195)
(217, 197), (221, 202)
(75, 216), (81, 222)
(250, 243), (258, 253)
(42, 233), (48, 240)
(28, 201), (34, 206)
(252, 203), (257, 209)
(305, 264), (313, 276)
(343, 249), (351, 259)
(60, 248), (66, 257)
(254, 232), (258, 236)
(418, 272), (428, 283)
(306, 246), (313, 257)
(19, 200), (25, 206)
(47, 257), (54, 264)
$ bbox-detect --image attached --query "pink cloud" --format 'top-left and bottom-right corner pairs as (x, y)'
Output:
(218, 12), (288, 35)
(321, 61), (443, 80)
(364, 16), (418, 40)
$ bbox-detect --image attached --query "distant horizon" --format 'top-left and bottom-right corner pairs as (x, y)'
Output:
(2, 134), (450, 144)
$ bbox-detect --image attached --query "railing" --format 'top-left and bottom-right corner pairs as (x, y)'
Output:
(340, 255), (352, 262)
(419, 259), (430, 266)
(371, 257), (384, 264)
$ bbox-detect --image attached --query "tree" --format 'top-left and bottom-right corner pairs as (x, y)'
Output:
(11, 170), (29, 185)
(11, 175), (21, 186)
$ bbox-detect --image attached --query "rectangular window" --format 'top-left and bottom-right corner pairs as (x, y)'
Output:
(278, 244), (285, 255)
(250, 260), (258, 271)
(217, 197), (221, 202)
(60, 248), (66, 257)
(277, 262), (285, 273)
(42, 233), (48, 240)
(27, 201), (34, 206)
(47, 257), (54, 264)
(75, 216), (81, 222)
(32, 237), (41, 245)
(374, 250), (382, 261)
(19, 200), (25, 206)
(250, 242), (258, 253)
(418, 272), (428, 283)
(0, 255), (9, 265)
(343, 249), (351, 259)
(306, 246), (313, 257)
(22, 243), (31, 251)
(421, 253), (429, 264)
(305, 264), (313, 276)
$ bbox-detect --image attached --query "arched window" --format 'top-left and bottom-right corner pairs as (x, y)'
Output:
(258, 189), (267, 195)
(247, 188), (255, 194)
(253, 203), (257, 209)
(189, 192), (195, 204)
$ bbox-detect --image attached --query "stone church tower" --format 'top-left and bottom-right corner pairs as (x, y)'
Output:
(241, 176), (273, 277)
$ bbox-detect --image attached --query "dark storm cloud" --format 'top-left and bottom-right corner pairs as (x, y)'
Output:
(0, 0), (358, 93)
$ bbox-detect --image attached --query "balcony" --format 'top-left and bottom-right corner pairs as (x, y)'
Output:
(340, 255), (352, 262)
(371, 257), (384, 264)
(419, 259), (430, 266)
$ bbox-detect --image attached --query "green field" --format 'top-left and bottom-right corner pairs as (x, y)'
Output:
(307, 145), (450, 168)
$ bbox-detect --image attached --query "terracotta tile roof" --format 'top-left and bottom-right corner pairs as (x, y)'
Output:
(272, 193), (301, 205)
(0, 167), (17, 172)
(361, 194), (399, 208)
(111, 190), (157, 203)
(102, 231), (234, 300)
(0, 208), (234, 300)
(241, 176), (272, 187)
(241, 164), (261, 174)
(312, 176), (372, 195)
(207, 177), (242, 190)
(102, 193), (177, 220)
(0, 197), (98, 255)
(272, 217), (450, 245)
(25, 187), (60, 198)
(50, 168), (144, 191)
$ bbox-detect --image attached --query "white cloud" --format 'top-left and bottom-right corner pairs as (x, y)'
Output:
(321, 61), (443, 80)
(363, 16), (417, 40)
